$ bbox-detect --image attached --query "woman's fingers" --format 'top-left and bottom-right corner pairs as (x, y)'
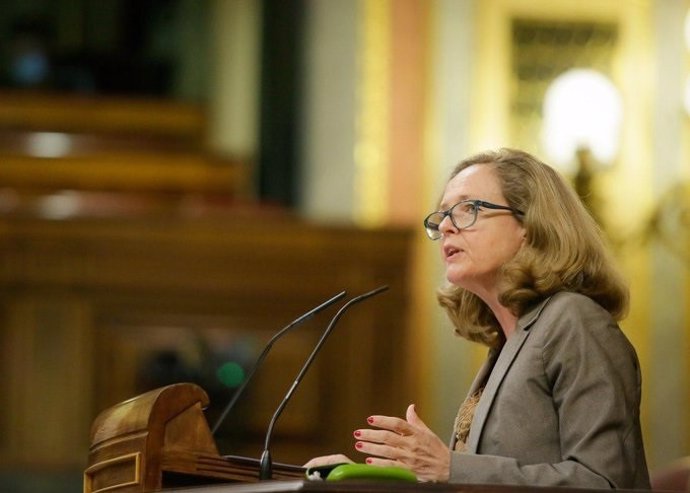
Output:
(362, 457), (399, 468)
(366, 414), (415, 436)
(406, 404), (431, 431)
(303, 454), (353, 468)
(352, 405), (450, 482)
(355, 438), (408, 461)
(354, 428), (408, 447)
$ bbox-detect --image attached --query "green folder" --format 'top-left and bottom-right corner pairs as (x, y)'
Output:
(324, 463), (417, 482)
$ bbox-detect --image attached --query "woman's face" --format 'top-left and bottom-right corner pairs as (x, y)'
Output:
(438, 163), (526, 302)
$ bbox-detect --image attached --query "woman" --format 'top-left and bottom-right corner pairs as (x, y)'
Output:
(306, 148), (650, 489)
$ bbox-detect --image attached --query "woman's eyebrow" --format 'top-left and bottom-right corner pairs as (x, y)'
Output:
(439, 194), (470, 210)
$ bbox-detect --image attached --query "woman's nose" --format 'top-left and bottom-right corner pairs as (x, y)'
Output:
(438, 214), (457, 235)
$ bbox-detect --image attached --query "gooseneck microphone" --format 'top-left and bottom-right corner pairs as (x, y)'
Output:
(259, 285), (389, 480)
(210, 290), (347, 436)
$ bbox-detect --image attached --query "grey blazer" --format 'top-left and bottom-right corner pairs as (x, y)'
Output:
(449, 291), (650, 489)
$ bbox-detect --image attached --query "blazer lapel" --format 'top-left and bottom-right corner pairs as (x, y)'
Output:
(467, 347), (500, 397)
(449, 347), (500, 449)
(465, 297), (553, 452)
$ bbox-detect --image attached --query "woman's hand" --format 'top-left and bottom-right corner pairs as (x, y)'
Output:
(353, 404), (450, 482)
(303, 454), (354, 469)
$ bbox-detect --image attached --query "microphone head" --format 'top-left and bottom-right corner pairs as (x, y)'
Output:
(359, 285), (389, 299)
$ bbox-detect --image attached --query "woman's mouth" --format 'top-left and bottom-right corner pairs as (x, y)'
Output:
(444, 245), (460, 260)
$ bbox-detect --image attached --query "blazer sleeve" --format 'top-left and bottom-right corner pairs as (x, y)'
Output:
(449, 294), (649, 489)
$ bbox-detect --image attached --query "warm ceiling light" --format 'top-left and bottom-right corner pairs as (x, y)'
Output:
(541, 69), (622, 174)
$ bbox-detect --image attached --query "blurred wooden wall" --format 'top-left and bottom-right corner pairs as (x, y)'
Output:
(0, 92), (415, 477)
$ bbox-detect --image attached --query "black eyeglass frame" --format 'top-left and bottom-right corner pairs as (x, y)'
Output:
(423, 199), (524, 240)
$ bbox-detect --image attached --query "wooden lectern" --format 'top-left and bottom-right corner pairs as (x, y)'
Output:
(85, 384), (646, 493)
(84, 383), (303, 493)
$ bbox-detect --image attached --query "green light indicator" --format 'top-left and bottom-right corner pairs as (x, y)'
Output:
(217, 361), (245, 388)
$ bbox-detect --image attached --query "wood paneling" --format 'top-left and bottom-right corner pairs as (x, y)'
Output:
(0, 91), (205, 140)
(0, 210), (414, 471)
(0, 91), (249, 198)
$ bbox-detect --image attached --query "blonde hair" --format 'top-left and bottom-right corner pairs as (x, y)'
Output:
(437, 148), (629, 347)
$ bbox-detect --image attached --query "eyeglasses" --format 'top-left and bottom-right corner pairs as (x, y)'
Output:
(423, 199), (523, 240)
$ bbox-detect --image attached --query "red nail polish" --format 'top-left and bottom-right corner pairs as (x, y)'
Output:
(354, 430), (361, 437)
(366, 458), (373, 464)
(367, 417), (374, 424)
(355, 442), (363, 449)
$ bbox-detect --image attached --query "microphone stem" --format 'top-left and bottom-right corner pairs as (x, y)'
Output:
(260, 286), (389, 479)
(259, 449), (272, 480)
